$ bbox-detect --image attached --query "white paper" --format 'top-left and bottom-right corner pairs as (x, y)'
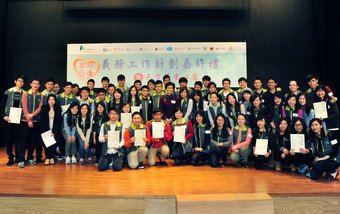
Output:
(134, 129), (146, 147)
(290, 134), (305, 153)
(254, 139), (268, 155)
(152, 122), (164, 138)
(120, 113), (132, 127)
(8, 107), (22, 124)
(131, 106), (141, 113)
(313, 101), (328, 119)
(61, 104), (70, 115)
(174, 125), (186, 143)
(108, 130), (120, 148)
(41, 130), (57, 148)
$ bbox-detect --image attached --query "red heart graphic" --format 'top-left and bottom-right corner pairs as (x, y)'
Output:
(73, 58), (100, 83)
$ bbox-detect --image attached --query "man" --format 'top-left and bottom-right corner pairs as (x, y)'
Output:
(117, 74), (129, 101)
(87, 79), (97, 99)
(58, 82), (76, 107)
(152, 80), (165, 110)
(139, 85), (153, 123)
(41, 77), (55, 104)
(101, 76), (110, 92)
(78, 87), (95, 114)
(218, 78), (238, 102)
(262, 77), (278, 107)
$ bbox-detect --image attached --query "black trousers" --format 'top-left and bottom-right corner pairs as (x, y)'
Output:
(254, 155), (270, 169)
(172, 143), (192, 165)
(4, 122), (20, 160)
(209, 147), (228, 167)
(44, 132), (63, 159)
(191, 151), (209, 165)
(310, 158), (339, 180)
(292, 153), (314, 167)
(98, 153), (123, 171)
(18, 122), (41, 162)
(95, 135), (102, 162)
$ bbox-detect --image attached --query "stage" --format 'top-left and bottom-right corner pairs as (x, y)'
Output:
(0, 148), (339, 213)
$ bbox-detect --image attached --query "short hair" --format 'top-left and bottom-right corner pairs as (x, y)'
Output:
(80, 86), (90, 93)
(274, 91), (284, 99)
(163, 74), (170, 80)
(207, 82), (216, 88)
(155, 80), (163, 85)
(30, 77), (41, 84)
(194, 81), (203, 87)
(108, 83), (115, 88)
(72, 83), (79, 88)
(108, 107), (120, 114)
(222, 78), (231, 84)
(134, 80), (142, 85)
(152, 108), (163, 114)
(132, 111), (142, 118)
(202, 75), (211, 81)
(63, 82), (73, 87)
(165, 82), (175, 89)
(101, 76), (110, 82)
(179, 77), (188, 84)
(147, 79), (155, 85)
(87, 79), (95, 84)
(253, 77), (262, 83)
(45, 77), (55, 84)
(238, 77), (247, 83)
(141, 85), (149, 91)
(306, 74), (318, 82)
(117, 74), (126, 81)
(267, 77), (277, 83)
(14, 75), (25, 82)
(97, 88), (106, 94)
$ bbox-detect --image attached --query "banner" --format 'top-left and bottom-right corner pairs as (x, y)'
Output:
(67, 42), (247, 87)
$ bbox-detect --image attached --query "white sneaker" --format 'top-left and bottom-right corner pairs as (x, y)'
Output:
(79, 158), (84, 165)
(71, 156), (77, 164)
(65, 157), (71, 164)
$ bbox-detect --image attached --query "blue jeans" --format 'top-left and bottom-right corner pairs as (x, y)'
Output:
(76, 133), (93, 159)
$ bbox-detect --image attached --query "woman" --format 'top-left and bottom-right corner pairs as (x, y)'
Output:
(206, 92), (226, 128)
(179, 87), (193, 121)
(281, 94), (302, 127)
(298, 93), (315, 129)
(127, 86), (141, 107)
(246, 94), (267, 129)
(225, 93), (246, 128)
(63, 102), (79, 164)
(273, 118), (291, 171)
(92, 102), (109, 164)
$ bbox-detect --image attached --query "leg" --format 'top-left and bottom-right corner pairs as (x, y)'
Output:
(172, 144), (184, 165)
(230, 152), (240, 163)
(159, 144), (170, 159)
(138, 146), (148, 163)
(239, 146), (251, 162)
(17, 123), (29, 163)
(112, 153), (124, 171)
(147, 147), (158, 166)
(209, 150), (220, 167)
(127, 149), (139, 169)
(98, 154), (112, 171)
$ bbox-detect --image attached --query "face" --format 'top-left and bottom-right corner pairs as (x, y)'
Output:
(122, 104), (131, 113)
(80, 105), (88, 116)
(196, 114), (203, 124)
(294, 120), (303, 132)
(53, 84), (60, 93)
(135, 82), (142, 90)
(308, 78), (318, 89)
(194, 94), (200, 102)
(97, 104), (104, 113)
(166, 85), (174, 95)
(287, 97), (296, 108)
(155, 84), (162, 93)
(253, 80), (262, 89)
(163, 78), (170, 85)
(243, 93), (251, 101)
(216, 116), (225, 127)
(72, 87), (79, 95)
(194, 85), (201, 91)
(311, 120), (322, 134)
(298, 95), (306, 106)
(238, 80), (247, 89)
(153, 112), (163, 122)
(102, 80), (109, 88)
(148, 83), (155, 91)
(209, 85), (216, 93)
(274, 96), (282, 105)
(48, 96), (56, 106)
(30, 80), (40, 91)
(130, 87), (137, 96)
(316, 89), (325, 99)
(257, 118), (265, 128)
(237, 115), (246, 126)
(267, 79), (276, 90)
(228, 95), (236, 106)
(223, 80), (230, 90)
(108, 86), (115, 96)
(114, 91), (122, 99)
(141, 88), (149, 97)
(289, 81), (299, 92)
(179, 82), (187, 88)
(87, 82), (94, 90)
(203, 80), (210, 87)
(279, 120), (288, 132)
(132, 114), (142, 126)
(118, 80), (125, 87)
(15, 78), (24, 88)
(80, 90), (89, 100)
(175, 110), (183, 119)
(109, 110), (119, 121)
(210, 94), (218, 104)
(71, 105), (78, 115)
(97, 92), (106, 101)
(180, 90), (188, 99)
(64, 85), (72, 95)
(45, 81), (54, 91)
(253, 97), (261, 107)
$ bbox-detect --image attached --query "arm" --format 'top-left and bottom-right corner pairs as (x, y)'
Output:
(236, 128), (252, 149)
(183, 99), (193, 120)
(85, 116), (93, 142)
(32, 94), (43, 117)
(76, 119), (86, 141)
(21, 92), (30, 120)
(124, 128), (132, 148)
(98, 124), (106, 143)
(185, 120), (194, 141)
(63, 114), (72, 136)
(145, 126), (151, 145)
(164, 122), (173, 142)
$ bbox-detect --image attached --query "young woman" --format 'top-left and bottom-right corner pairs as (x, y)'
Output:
(92, 102), (109, 164)
(209, 114), (231, 167)
(171, 107), (194, 165)
(298, 93), (315, 129)
(124, 112), (151, 169)
(207, 92), (226, 128)
(39, 94), (63, 165)
(191, 111), (211, 166)
(230, 114), (252, 166)
(110, 89), (124, 112)
(281, 94), (302, 127)
(127, 86), (141, 107)
(246, 94), (267, 129)
(190, 90), (205, 122)
(273, 118), (292, 171)
(290, 118), (314, 174)
(240, 88), (252, 111)
(268, 92), (284, 131)
(63, 102), (79, 164)
(98, 107), (125, 171)
(76, 103), (94, 165)
(179, 87), (193, 121)
(307, 118), (339, 180)
(225, 93), (246, 128)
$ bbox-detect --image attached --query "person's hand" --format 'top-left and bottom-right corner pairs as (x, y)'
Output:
(71, 136), (76, 143)
(282, 148), (289, 155)
(68, 136), (72, 142)
(281, 153), (286, 159)
(264, 152), (270, 158)
(143, 137), (148, 143)
(290, 149), (295, 155)
(104, 134), (108, 141)
(84, 141), (89, 149)
(4, 116), (10, 122)
(299, 148), (309, 154)
(26, 114), (33, 120)
(28, 121), (33, 128)
(93, 138), (97, 145)
(130, 137), (135, 143)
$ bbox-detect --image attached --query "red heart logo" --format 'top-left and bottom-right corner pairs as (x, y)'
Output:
(73, 58), (100, 83)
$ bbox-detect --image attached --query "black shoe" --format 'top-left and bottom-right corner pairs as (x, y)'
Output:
(138, 162), (145, 169)
(7, 158), (15, 166)
(35, 159), (43, 164)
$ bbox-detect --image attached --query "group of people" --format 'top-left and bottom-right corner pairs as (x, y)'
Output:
(1, 73), (339, 181)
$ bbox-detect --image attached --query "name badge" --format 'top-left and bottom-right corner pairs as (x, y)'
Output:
(331, 139), (338, 145)
(293, 113), (298, 117)
(205, 130), (211, 134)
(328, 92), (333, 97)
(171, 100), (176, 104)
(248, 134), (253, 138)
(230, 112), (233, 116)
(261, 99), (265, 103)
(246, 111), (251, 115)
(149, 100), (152, 103)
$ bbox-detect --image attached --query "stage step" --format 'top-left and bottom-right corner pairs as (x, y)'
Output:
(177, 193), (274, 214)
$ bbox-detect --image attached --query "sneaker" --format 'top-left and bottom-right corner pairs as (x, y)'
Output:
(27, 159), (36, 165)
(306, 172), (311, 178)
(18, 161), (25, 168)
(330, 170), (339, 180)
(50, 158), (55, 165)
(71, 156), (77, 164)
(57, 156), (64, 162)
(290, 164), (297, 172)
(268, 159), (275, 169)
(298, 164), (308, 174)
(7, 158), (15, 166)
(45, 159), (50, 165)
(65, 157), (71, 164)
(88, 157), (93, 164)
(79, 158), (84, 165)
(138, 162), (145, 169)
(275, 162), (281, 171)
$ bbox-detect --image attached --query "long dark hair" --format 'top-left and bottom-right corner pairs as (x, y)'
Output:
(291, 117), (309, 140)
(64, 102), (79, 127)
(43, 94), (61, 113)
(194, 110), (207, 126)
(78, 103), (91, 129)
(225, 93), (240, 109)
(113, 88), (124, 110)
(299, 93), (312, 115)
(212, 113), (229, 139)
(192, 90), (204, 111)
(309, 118), (326, 140)
(275, 117), (290, 138)
(93, 101), (109, 122)
(127, 86), (140, 106)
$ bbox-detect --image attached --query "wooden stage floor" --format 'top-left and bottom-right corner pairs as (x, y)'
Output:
(0, 148), (339, 197)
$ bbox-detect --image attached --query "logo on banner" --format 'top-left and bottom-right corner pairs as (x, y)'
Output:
(73, 58), (100, 83)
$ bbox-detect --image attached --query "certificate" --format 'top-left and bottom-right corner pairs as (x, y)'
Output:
(120, 113), (132, 127)
(313, 101), (328, 119)
(8, 107), (22, 124)
(131, 106), (141, 113)
(108, 130), (120, 148)
(61, 104), (70, 115)
(41, 130), (57, 148)
(290, 134), (305, 153)
(151, 122), (164, 138)
(254, 139), (268, 155)
(174, 125), (186, 143)
(134, 129), (146, 147)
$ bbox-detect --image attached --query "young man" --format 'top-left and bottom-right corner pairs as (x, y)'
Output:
(146, 108), (172, 166)
(284, 80), (303, 101)
(190, 81), (205, 98)
(218, 78), (238, 102)
(305, 74), (336, 104)
(41, 77), (55, 104)
(253, 77), (267, 99)
(101, 76), (110, 92)
(94, 88), (110, 109)
(162, 74), (171, 93)
(97, 107), (124, 171)
(204, 82), (219, 102)
(139, 85), (153, 124)
(58, 82), (77, 107)
(236, 77), (248, 101)
(134, 80), (142, 93)
(106, 83), (116, 103)
(152, 80), (165, 110)
(78, 87), (95, 114)
(117, 74), (129, 101)
(202, 75), (211, 95)
(87, 79), (96, 99)
(72, 83), (80, 98)
(262, 77), (278, 107)
(159, 82), (180, 123)
(1, 75), (25, 165)
(17, 77), (44, 168)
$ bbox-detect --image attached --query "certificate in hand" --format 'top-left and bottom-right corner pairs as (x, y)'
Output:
(41, 130), (57, 148)
(151, 122), (164, 138)
(131, 106), (141, 114)
(254, 139), (268, 155)
(290, 134), (305, 153)
(120, 113), (132, 127)
(313, 101), (328, 119)
(174, 125), (186, 143)
(134, 129), (146, 147)
(9, 107), (22, 124)
(108, 130), (120, 148)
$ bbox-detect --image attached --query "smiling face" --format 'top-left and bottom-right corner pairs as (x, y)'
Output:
(311, 120), (322, 134)
(30, 80), (40, 91)
(237, 115), (246, 126)
(71, 105), (78, 115)
(15, 78), (24, 89)
(279, 120), (288, 132)
(132, 114), (142, 126)
(109, 110), (119, 122)
(80, 105), (88, 116)
(48, 96), (56, 107)
(257, 118), (266, 129)
(298, 94), (306, 106)
(294, 120), (303, 133)
(196, 114), (203, 124)
(216, 116), (225, 128)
